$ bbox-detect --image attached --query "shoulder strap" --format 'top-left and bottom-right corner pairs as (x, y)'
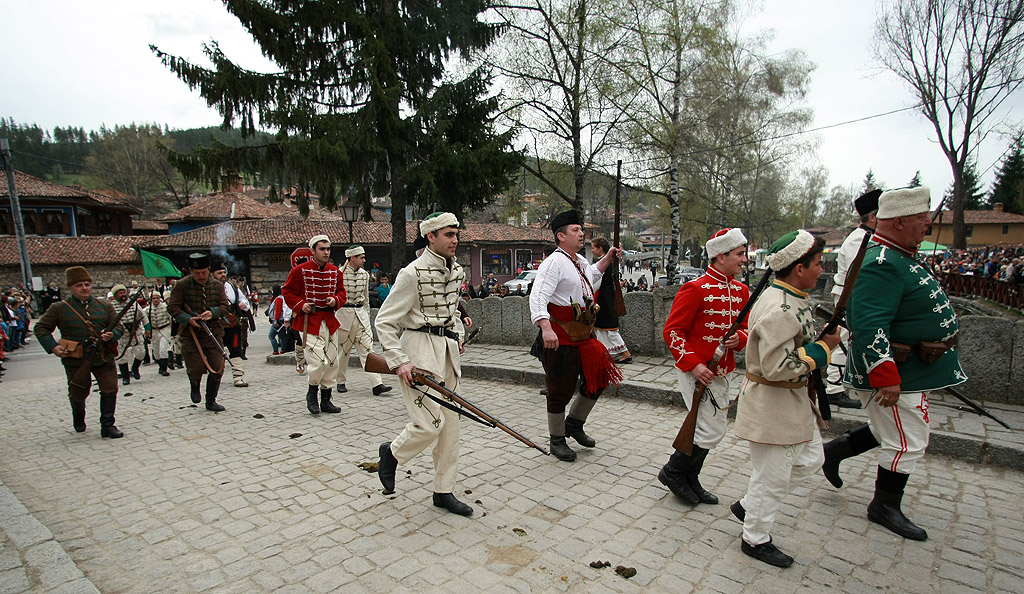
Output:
(60, 300), (99, 337)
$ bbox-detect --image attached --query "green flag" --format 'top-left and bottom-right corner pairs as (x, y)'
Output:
(140, 250), (182, 278)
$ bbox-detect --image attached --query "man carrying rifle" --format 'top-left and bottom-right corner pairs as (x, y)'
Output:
(168, 253), (230, 412)
(34, 266), (124, 438)
(658, 228), (749, 505)
(529, 210), (622, 462)
(824, 189), (881, 409)
(375, 213), (471, 516)
(823, 186), (964, 542)
(112, 283), (146, 386)
(731, 230), (840, 567)
(335, 244), (392, 397)
(212, 263), (250, 388)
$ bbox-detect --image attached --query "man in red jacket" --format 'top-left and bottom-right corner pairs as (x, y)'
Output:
(658, 228), (750, 505)
(283, 235), (346, 415)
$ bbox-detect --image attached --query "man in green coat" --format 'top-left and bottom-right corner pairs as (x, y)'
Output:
(34, 266), (124, 437)
(822, 185), (964, 542)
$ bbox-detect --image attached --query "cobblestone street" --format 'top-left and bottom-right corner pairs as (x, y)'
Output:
(2, 337), (1023, 593)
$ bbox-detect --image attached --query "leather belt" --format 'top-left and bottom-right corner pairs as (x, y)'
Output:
(411, 326), (460, 341)
(745, 372), (807, 389)
(341, 303), (363, 308)
(314, 306), (335, 312)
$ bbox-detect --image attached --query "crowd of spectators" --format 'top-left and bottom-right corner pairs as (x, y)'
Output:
(1, 284), (38, 378)
(930, 244), (1024, 283)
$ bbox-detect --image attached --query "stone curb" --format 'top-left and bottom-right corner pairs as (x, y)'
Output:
(267, 352), (1024, 472)
(0, 479), (100, 594)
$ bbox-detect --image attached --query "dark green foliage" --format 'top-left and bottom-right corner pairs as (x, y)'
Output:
(0, 118), (92, 179)
(990, 135), (1024, 214)
(944, 158), (986, 210)
(151, 1), (521, 272)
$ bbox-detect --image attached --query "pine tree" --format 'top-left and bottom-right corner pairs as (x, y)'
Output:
(151, 0), (521, 275)
(861, 169), (881, 193)
(944, 158), (986, 210)
(990, 135), (1024, 214)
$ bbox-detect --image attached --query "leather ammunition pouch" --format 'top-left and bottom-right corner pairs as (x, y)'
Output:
(58, 338), (84, 359)
(891, 334), (957, 364)
(551, 302), (600, 342)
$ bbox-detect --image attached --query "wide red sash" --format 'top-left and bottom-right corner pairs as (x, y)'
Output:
(547, 304), (623, 390)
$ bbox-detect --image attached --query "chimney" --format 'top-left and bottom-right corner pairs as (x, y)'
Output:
(993, 202), (1004, 212)
(221, 172), (244, 193)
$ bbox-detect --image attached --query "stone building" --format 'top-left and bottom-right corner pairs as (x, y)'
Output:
(0, 170), (140, 237)
(929, 203), (1024, 247)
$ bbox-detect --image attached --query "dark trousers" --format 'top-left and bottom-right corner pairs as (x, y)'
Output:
(540, 344), (603, 413)
(180, 327), (226, 382)
(224, 325), (244, 358)
(62, 359), (118, 401)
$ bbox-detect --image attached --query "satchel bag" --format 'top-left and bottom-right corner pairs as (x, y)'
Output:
(58, 338), (84, 358)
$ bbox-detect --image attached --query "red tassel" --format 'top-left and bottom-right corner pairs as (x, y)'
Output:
(578, 338), (623, 391)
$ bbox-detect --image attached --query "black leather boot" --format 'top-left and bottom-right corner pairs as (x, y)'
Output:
(564, 417), (596, 448)
(99, 394), (124, 438)
(158, 359), (170, 376)
(205, 375), (225, 411)
(433, 492), (473, 516)
(549, 436), (577, 462)
(131, 359), (142, 380)
(70, 398), (86, 433)
(687, 446), (718, 504)
(306, 385), (320, 415)
(741, 537), (793, 568)
(189, 378), (202, 403)
(658, 449), (699, 504)
(822, 424), (880, 488)
(336, 384), (347, 393)
(372, 384), (392, 396)
(867, 466), (927, 541)
(320, 388), (341, 413)
(167, 352), (175, 371)
(175, 353), (184, 369)
(119, 363), (131, 385)
(827, 391), (862, 409)
(378, 442), (398, 494)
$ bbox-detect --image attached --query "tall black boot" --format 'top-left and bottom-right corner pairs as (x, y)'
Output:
(867, 466), (927, 540)
(119, 363), (131, 385)
(158, 359), (170, 377)
(166, 352), (175, 371)
(658, 449), (699, 504)
(822, 424), (880, 488)
(320, 387), (341, 413)
(686, 446), (718, 504)
(306, 385), (320, 415)
(175, 354), (184, 369)
(99, 394), (124, 438)
(70, 398), (86, 433)
(131, 359), (142, 380)
(205, 375), (225, 411)
(549, 436), (577, 462)
(143, 348), (151, 365)
(189, 378), (202, 403)
(565, 417), (596, 448)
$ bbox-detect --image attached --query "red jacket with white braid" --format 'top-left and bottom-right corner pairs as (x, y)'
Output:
(662, 266), (750, 375)
(282, 260), (345, 335)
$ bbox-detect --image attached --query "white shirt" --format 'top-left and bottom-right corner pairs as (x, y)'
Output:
(832, 226), (870, 297)
(224, 282), (251, 312)
(529, 248), (604, 324)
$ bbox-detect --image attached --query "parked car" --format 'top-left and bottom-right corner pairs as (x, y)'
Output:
(504, 270), (538, 294)
(676, 266), (704, 283)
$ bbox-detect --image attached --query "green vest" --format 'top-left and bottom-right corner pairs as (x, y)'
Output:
(845, 237), (966, 392)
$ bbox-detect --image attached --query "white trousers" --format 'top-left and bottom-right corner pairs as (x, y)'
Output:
(825, 294), (849, 395)
(151, 326), (172, 359)
(675, 368), (730, 449)
(594, 329), (628, 357)
(390, 359), (460, 493)
(337, 322), (382, 387)
(305, 325), (341, 389)
(852, 388), (931, 475)
(740, 428), (823, 546)
(116, 326), (146, 365)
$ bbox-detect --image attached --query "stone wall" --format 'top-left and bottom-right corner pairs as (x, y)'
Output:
(2, 264), (149, 300)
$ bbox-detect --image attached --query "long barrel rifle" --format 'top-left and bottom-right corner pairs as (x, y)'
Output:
(70, 285), (148, 390)
(365, 352), (549, 455)
(671, 268), (774, 454)
(813, 305), (1011, 429)
(182, 303), (234, 370)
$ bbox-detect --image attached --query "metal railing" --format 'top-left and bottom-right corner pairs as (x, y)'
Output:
(940, 272), (1024, 310)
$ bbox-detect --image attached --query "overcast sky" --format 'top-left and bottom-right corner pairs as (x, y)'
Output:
(3, 0), (1022, 206)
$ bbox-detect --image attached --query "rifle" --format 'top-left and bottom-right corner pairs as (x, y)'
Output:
(70, 285), (147, 390)
(183, 303), (234, 370)
(813, 306), (1011, 429)
(464, 326), (482, 346)
(671, 268), (774, 454)
(611, 160), (626, 316)
(365, 352), (549, 455)
(809, 230), (873, 424)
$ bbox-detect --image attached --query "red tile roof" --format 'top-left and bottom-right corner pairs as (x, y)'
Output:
(132, 220), (168, 231)
(0, 235), (145, 266)
(155, 192), (282, 223)
(0, 171), (139, 213)
(136, 219), (553, 250)
(932, 209), (1024, 224)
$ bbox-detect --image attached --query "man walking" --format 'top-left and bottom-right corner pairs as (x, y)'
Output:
(590, 237), (631, 364)
(336, 245), (392, 396)
(144, 290), (174, 377)
(283, 235), (345, 415)
(112, 284), (145, 385)
(212, 263), (251, 387)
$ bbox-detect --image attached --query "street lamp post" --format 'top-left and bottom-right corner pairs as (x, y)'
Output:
(340, 199), (360, 244)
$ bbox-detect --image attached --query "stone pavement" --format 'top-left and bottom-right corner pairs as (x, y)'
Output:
(1, 337), (1023, 593)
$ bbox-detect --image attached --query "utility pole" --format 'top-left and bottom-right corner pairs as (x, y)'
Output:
(1, 138), (34, 291)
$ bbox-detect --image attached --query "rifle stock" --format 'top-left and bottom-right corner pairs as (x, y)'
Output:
(364, 352), (549, 454)
(671, 269), (774, 454)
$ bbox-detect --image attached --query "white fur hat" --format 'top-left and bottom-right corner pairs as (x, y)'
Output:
(419, 212), (459, 237)
(765, 230), (816, 271)
(345, 245), (365, 258)
(308, 234), (330, 249)
(705, 227), (747, 260)
(877, 186), (931, 219)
